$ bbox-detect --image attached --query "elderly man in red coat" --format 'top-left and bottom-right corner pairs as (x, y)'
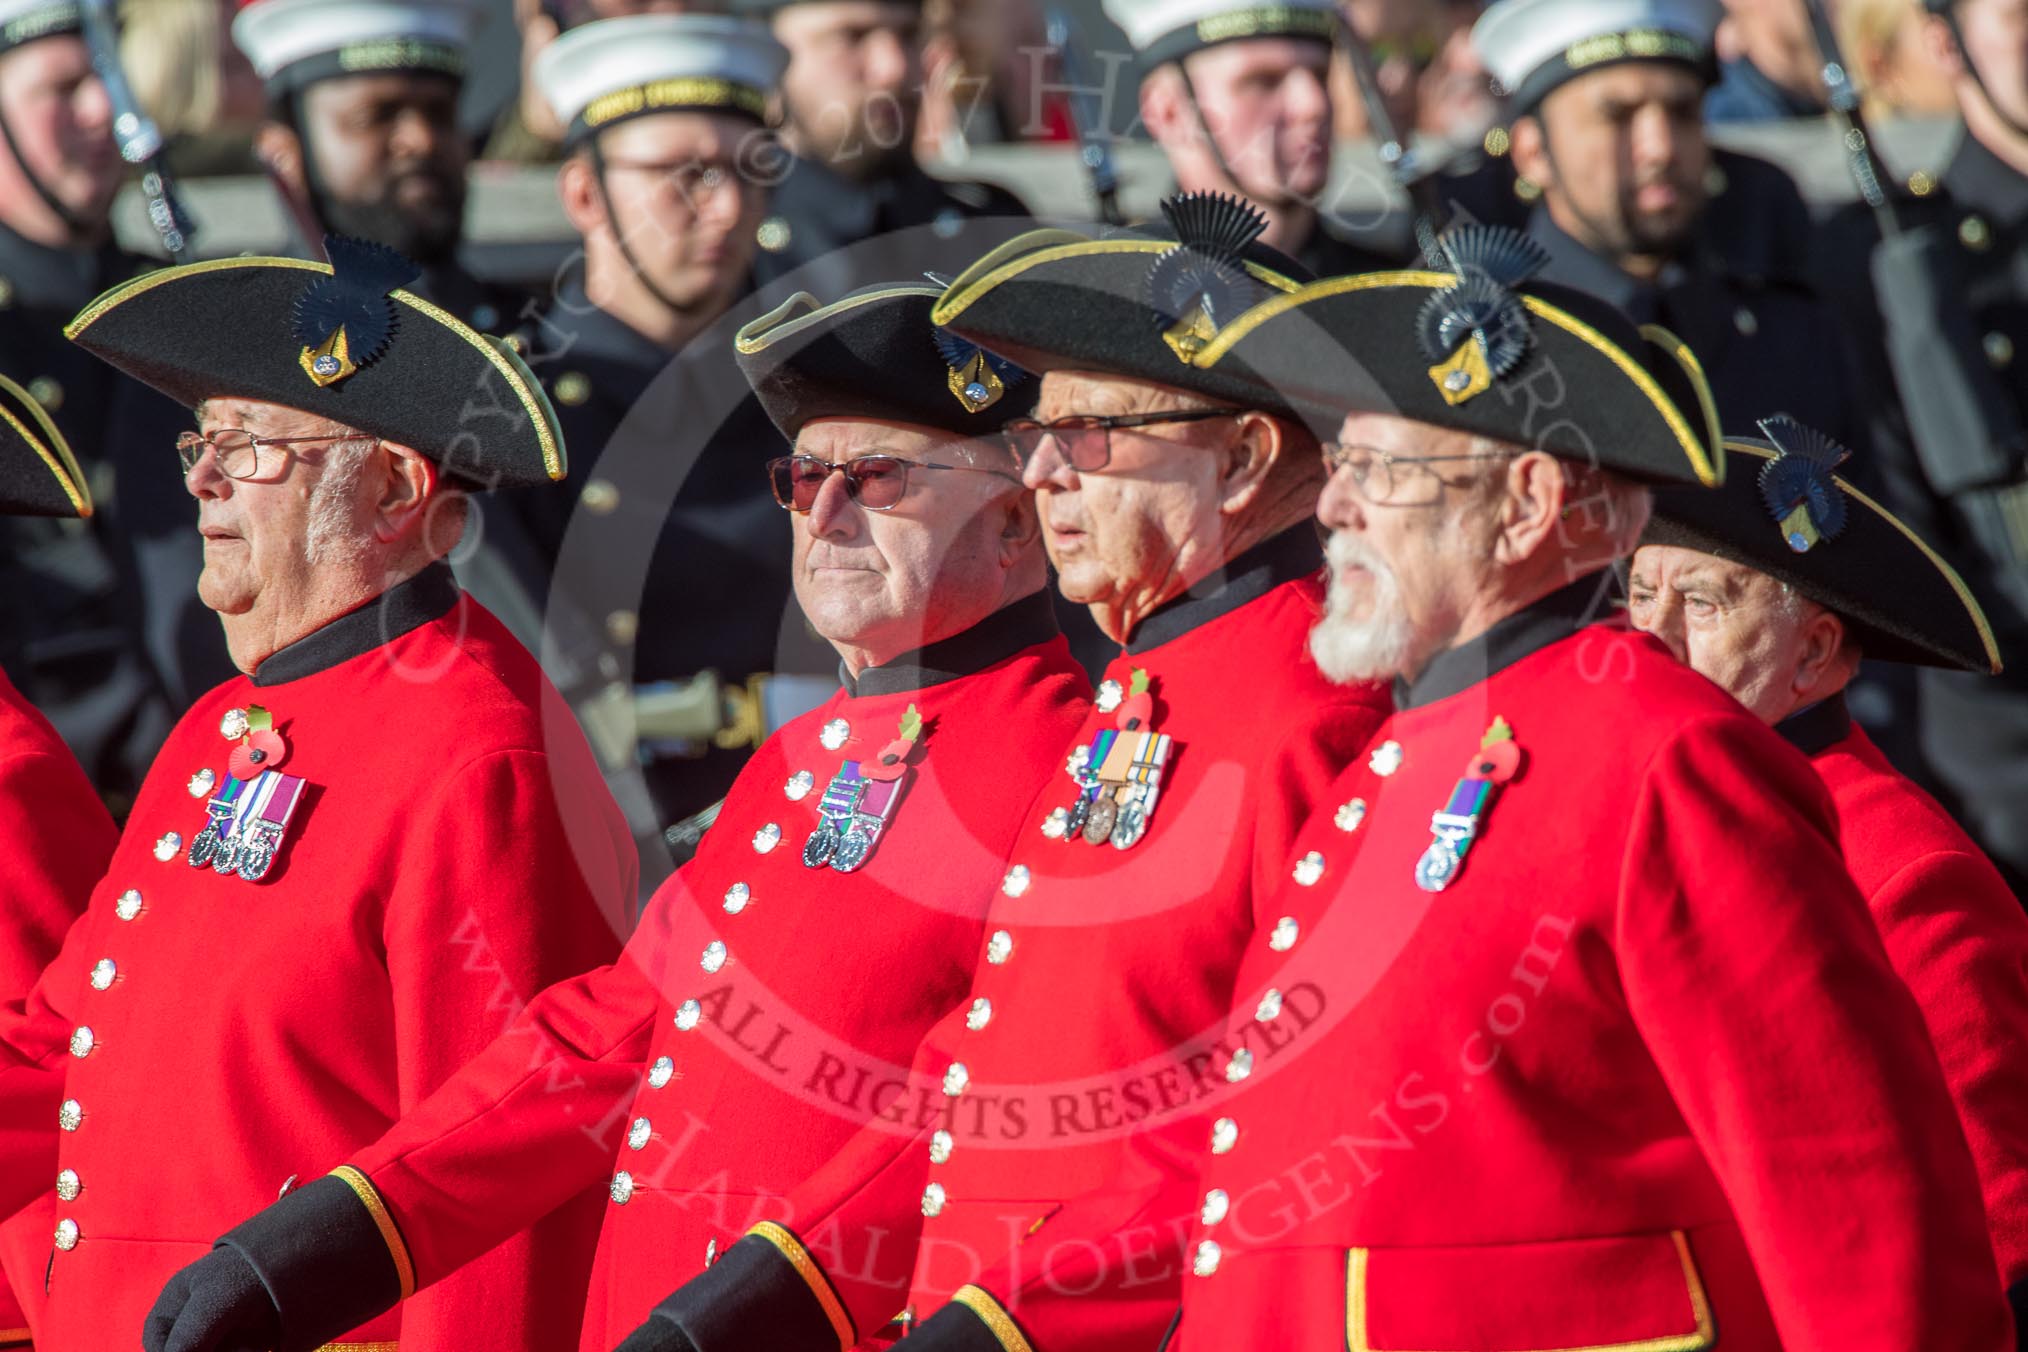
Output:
(0, 237), (638, 1351)
(136, 272), (1092, 1352)
(591, 193), (1394, 1352)
(0, 375), (118, 1347)
(886, 228), (2016, 1351)
(1631, 417), (2028, 1332)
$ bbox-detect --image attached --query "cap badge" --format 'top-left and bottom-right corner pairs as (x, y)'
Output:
(1757, 414), (1851, 553)
(1146, 192), (1270, 363)
(1415, 225), (1549, 406)
(932, 327), (1029, 414)
(293, 236), (422, 388)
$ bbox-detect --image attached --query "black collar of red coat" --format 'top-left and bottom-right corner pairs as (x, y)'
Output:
(1393, 571), (1614, 711)
(844, 585), (1060, 698)
(1773, 689), (1852, 758)
(252, 562), (461, 687)
(1125, 524), (1324, 656)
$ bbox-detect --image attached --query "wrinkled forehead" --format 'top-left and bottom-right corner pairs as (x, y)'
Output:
(1629, 541), (1758, 593)
(1037, 369), (1217, 417)
(194, 398), (338, 436)
(794, 415), (981, 460)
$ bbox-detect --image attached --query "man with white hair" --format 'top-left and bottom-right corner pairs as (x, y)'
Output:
(1132, 230), (2012, 1347)
(1630, 417), (2028, 1327)
(889, 228), (2016, 1350)
(0, 238), (637, 1351)
(135, 282), (1091, 1352)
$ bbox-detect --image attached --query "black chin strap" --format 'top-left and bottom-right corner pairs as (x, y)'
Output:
(0, 100), (96, 244)
(586, 134), (703, 323)
(1173, 57), (1300, 213)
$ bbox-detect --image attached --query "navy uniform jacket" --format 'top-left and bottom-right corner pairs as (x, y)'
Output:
(751, 155), (1033, 297)
(1815, 132), (2028, 895)
(501, 287), (836, 841)
(0, 223), (210, 813)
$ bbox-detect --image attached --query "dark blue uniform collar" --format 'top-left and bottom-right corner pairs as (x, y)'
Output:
(844, 586), (1060, 698)
(1527, 207), (1656, 318)
(1393, 571), (1613, 710)
(251, 562), (462, 686)
(1773, 690), (1853, 757)
(1126, 525), (1324, 656)
(0, 221), (132, 311)
(1943, 132), (2028, 228)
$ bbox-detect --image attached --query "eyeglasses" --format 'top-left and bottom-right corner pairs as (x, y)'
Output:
(1320, 442), (1515, 506)
(1000, 409), (1240, 473)
(176, 429), (372, 482)
(767, 454), (1019, 513)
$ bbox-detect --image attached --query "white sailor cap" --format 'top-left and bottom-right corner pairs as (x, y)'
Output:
(1101, 0), (1337, 70)
(1471, 0), (1721, 116)
(533, 14), (787, 146)
(232, 0), (483, 97)
(0, 0), (79, 53)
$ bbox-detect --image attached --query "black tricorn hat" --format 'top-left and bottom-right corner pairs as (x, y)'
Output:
(0, 371), (90, 518)
(737, 284), (1039, 440)
(66, 237), (565, 490)
(1642, 418), (2001, 673)
(930, 191), (1315, 413)
(1190, 224), (1723, 486)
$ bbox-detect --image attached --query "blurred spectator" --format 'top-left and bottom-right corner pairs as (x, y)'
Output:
(1705, 0), (1826, 121)
(485, 0), (700, 163)
(1331, 0), (1496, 146)
(234, 0), (522, 331)
(1115, 0), (1392, 270)
(118, 0), (264, 175)
(914, 0), (1066, 156)
(743, 0), (1032, 296)
(1839, 0), (1958, 118)
(0, 0), (190, 815)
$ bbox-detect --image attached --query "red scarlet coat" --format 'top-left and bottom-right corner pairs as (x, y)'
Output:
(1782, 697), (2028, 1294)
(0, 669), (115, 1344)
(654, 530), (1392, 1352)
(927, 585), (2015, 1352)
(330, 594), (1091, 1350)
(0, 569), (635, 1352)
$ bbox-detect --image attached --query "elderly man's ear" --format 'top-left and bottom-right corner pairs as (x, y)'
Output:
(1216, 412), (1291, 517)
(368, 440), (441, 543)
(1490, 451), (1570, 564)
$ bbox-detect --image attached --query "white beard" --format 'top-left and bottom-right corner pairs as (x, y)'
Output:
(1309, 530), (1416, 684)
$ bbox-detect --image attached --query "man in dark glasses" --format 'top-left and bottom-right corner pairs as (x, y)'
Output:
(139, 282), (1091, 1352)
(587, 197), (1393, 1352)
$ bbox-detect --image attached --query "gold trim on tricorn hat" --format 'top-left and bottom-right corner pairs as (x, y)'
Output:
(736, 283), (1038, 440)
(1643, 416), (2000, 672)
(66, 238), (565, 489)
(1190, 224), (1723, 486)
(0, 370), (90, 518)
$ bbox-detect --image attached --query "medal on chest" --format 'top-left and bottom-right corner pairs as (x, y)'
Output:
(802, 704), (921, 873)
(1413, 717), (1523, 893)
(1048, 669), (1174, 851)
(186, 705), (308, 884)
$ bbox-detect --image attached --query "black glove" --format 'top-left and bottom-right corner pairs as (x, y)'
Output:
(143, 1175), (405, 1352)
(143, 1246), (280, 1352)
(611, 1315), (698, 1352)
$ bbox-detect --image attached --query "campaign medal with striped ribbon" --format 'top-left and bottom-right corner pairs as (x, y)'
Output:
(188, 705), (310, 883)
(803, 705), (921, 874)
(1414, 717), (1523, 893)
(1059, 669), (1175, 851)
